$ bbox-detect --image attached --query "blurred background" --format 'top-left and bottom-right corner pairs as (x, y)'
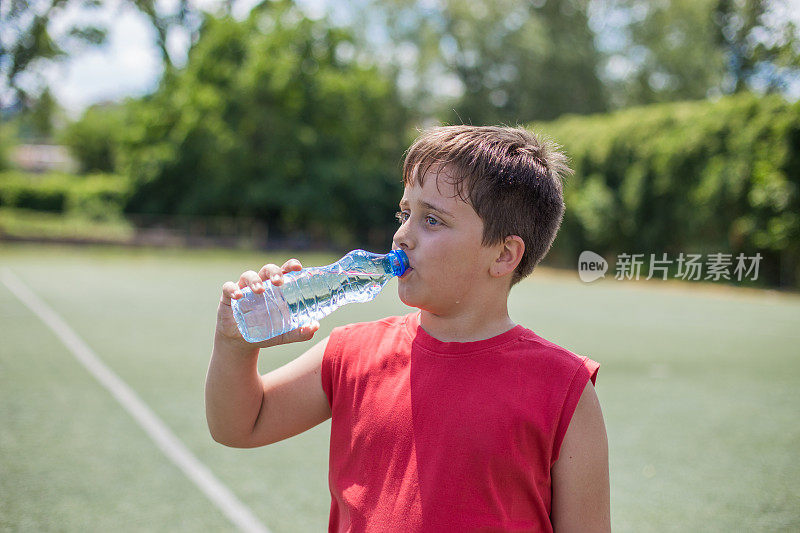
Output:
(2, 0), (799, 286)
(1, 0), (799, 531)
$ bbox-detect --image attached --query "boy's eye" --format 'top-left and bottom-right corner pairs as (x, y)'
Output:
(395, 211), (442, 227)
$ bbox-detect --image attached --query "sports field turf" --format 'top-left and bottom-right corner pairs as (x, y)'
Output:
(1, 243), (798, 532)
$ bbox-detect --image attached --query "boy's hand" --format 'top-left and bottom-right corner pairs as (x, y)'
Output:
(216, 258), (319, 349)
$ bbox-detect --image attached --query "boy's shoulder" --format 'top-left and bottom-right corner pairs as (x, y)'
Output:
(515, 326), (586, 359)
(512, 326), (598, 380)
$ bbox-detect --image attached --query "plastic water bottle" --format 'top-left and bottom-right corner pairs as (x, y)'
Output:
(231, 249), (409, 343)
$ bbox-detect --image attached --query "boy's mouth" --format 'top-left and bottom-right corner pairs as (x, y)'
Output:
(400, 266), (413, 279)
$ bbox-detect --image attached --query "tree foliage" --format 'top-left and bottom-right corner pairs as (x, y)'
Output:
(7, 0), (800, 289)
(596, 0), (800, 106)
(541, 92), (800, 287)
(349, 0), (607, 123)
(0, 0), (107, 106)
(60, 103), (125, 172)
(117, 1), (410, 247)
(0, 0), (202, 109)
(0, 170), (128, 220)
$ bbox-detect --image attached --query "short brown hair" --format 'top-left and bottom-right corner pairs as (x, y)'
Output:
(403, 125), (571, 286)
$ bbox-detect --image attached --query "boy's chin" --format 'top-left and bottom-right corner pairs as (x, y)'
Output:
(397, 286), (422, 309)
(397, 291), (413, 308)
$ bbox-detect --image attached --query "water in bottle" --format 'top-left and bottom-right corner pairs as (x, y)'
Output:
(231, 249), (409, 343)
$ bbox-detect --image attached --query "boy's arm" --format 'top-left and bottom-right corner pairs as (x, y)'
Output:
(550, 383), (611, 532)
(205, 260), (332, 448)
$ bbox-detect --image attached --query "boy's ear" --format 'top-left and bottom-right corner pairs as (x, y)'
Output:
(490, 235), (525, 278)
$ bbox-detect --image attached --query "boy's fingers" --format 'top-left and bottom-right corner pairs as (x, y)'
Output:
(258, 263), (281, 280)
(221, 281), (242, 304)
(285, 320), (319, 344)
(259, 263), (287, 286)
(282, 258), (302, 273)
(238, 270), (265, 293)
(261, 320), (318, 347)
(225, 258), (303, 316)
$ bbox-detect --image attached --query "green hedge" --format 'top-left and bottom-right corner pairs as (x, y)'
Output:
(0, 171), (130, 221)
(539, 93), (800, 288)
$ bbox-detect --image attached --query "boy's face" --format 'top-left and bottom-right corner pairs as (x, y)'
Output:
(393, 166), (501, 315)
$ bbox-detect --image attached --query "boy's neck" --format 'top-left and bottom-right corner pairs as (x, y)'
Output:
(418, 304), (516, 343)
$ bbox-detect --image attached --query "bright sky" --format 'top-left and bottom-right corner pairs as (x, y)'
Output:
(40, 0), (261, 116)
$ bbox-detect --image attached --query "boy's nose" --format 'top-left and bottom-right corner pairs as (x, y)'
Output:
(392, 224), (414, 251)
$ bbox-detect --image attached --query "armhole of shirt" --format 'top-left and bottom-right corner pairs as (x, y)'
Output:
(551, 356), (600, 464)
(321, 325), (347, 409)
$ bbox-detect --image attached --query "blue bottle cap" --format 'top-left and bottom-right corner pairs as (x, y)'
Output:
(387, 249), (409, 277)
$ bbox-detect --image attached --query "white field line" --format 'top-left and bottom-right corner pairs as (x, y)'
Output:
(0, 268), (270, 533)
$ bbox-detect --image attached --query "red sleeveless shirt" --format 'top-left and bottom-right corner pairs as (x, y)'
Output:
(321, 313), (599, 532)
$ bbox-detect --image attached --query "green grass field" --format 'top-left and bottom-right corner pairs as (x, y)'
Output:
(1, 242), (798, 532)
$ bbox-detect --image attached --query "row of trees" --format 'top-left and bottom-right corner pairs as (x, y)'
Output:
(544, 93), (800, 288)
(4, 0), (800, 124)
(62, 1), (413, 246)
(10, 92), (797, 286)
(2, 0), (800, 284)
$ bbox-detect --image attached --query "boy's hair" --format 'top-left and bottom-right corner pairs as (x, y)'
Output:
(403, 125), (571, 286)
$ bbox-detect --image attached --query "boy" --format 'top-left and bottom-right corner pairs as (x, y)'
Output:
(206, 126), (610, 532)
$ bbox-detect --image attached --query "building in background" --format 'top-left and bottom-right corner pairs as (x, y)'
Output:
(11, 144), (77, 173)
